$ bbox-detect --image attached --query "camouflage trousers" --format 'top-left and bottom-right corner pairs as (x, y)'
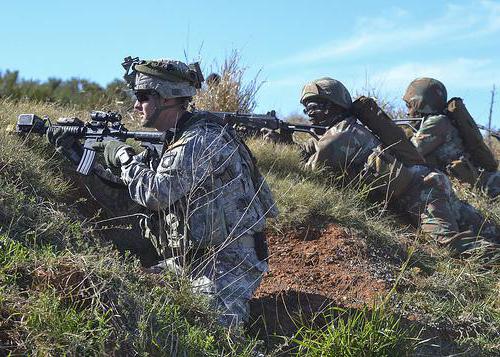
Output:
(152, 235), (267, 329)
(397, 168), (499, 254)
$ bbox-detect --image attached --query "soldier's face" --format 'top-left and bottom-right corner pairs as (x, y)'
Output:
(304, 100), (344, 126)
(134, 90), (161, 127)
(405, 102), (418, 118)
(303, 100), (329, 124)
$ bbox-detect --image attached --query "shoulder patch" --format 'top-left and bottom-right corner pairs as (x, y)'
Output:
(160, 151), (178, 170)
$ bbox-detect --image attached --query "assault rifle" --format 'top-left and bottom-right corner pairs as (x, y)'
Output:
(212, 110), (328, 140)
(15, 110), (328, 177)
(392, 118), (500, 140)
(15, 111), (169, 176)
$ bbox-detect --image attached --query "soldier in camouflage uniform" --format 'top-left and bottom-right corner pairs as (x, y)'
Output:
(267, 77), (499, 254)
(48, 57), (278, 328)
(403, 77), (500, 198)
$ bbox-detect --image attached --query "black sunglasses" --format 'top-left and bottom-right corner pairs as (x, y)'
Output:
(134, 90), (157, 103)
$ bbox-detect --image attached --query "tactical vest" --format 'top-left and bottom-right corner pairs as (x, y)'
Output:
(202, 111), (278, 222)
(351, 96), (426, 166)
(445, 97), (498, 172)
(164, 113), (277, 250)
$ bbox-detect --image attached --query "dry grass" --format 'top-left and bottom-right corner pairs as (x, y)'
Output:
(193, 50), (262, 113)
(1, 52), (500, 355)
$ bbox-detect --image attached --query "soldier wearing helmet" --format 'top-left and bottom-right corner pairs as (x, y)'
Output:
(404, 77), (499, 198)
(267, 77), (499, 256)
(46, 56), (278, 329)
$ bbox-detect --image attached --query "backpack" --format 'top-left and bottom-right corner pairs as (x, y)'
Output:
(445, 97), (498, 171)
(351, 96), (426, 166)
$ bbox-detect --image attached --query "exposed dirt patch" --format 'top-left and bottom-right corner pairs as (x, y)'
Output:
(250, 223), (398, 341)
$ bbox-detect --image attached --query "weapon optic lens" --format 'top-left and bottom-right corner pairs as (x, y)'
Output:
(90, 111), (122, 122)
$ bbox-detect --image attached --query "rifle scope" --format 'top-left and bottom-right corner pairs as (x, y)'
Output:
(90, 111), (122, 123)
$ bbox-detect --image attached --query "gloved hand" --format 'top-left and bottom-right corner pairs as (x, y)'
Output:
(46, 127), (76, 153)
(260, 127), (294, 144)
(91, 141), (135, 168)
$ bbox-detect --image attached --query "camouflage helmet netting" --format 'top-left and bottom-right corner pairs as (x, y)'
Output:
(133, 59), (197, 99)
(300, 77), (352, 110)
(403, 77), (447, 115)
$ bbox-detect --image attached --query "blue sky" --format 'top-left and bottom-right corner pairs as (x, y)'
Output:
(1, 0), (499, 126)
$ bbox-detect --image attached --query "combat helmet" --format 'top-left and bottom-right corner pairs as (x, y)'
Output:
(300, 77), (352, 110)
(403, 77), (447, 115)
(122, 56), (204, 99)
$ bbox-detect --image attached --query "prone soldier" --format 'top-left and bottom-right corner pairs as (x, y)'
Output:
(265, 77), (499, 255)
(403, 77), (500, 198)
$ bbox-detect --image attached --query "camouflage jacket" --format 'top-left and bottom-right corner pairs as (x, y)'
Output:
(301, 116), (380, 173)
(120, 112), (278, 256)
(300, 116), (433, 199)
(410, 114), (465, 168)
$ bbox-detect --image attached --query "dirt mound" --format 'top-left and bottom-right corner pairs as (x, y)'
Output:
(250, 223), (398, 339)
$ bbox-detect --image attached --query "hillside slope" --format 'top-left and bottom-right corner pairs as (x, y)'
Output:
(1, 99), (499, 356)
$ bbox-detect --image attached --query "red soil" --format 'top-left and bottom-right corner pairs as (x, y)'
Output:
(250, 223), (395, 339)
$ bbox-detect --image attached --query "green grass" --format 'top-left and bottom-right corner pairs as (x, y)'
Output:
(1, 98), (500, 355)
(246, 138), (409, 240)
(0, 99), (259, 356)
(289, 306), (416, 357)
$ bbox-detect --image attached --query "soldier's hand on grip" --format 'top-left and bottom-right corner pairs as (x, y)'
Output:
(92, 141), (135, 168)
(46, 127), (76, 154)
(261, 127), (294, 144)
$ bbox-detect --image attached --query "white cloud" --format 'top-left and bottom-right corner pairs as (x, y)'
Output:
(371, 58), (497, 91)
(272, 2), (500, 67)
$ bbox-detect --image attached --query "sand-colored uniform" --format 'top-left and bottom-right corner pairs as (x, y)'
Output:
(411, 114), (500, 198)
(301, 117), (499, 251)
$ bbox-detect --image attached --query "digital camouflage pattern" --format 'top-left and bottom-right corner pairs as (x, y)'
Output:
(411, 114), (500, 197)
(69, 111), (277, 327)
(126, 59), (199, 99)
(299, 117), (499, 252)
(300, 77), (352, 109)
(118, 111), (278, 326)
(403, 77), (447, 115)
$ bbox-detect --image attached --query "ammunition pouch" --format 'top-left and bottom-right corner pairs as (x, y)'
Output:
(446, 156), (479, 186)
(364, 146), (414, 199)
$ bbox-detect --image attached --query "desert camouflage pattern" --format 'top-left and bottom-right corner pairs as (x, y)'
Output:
(403, 77), (447, 115)
(412, 114), (500, 197)
(300, 77), (353, 109)
(300, 117), (499, 252)
(118, 112), (277, 326)
(133, 59), (197, 99)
